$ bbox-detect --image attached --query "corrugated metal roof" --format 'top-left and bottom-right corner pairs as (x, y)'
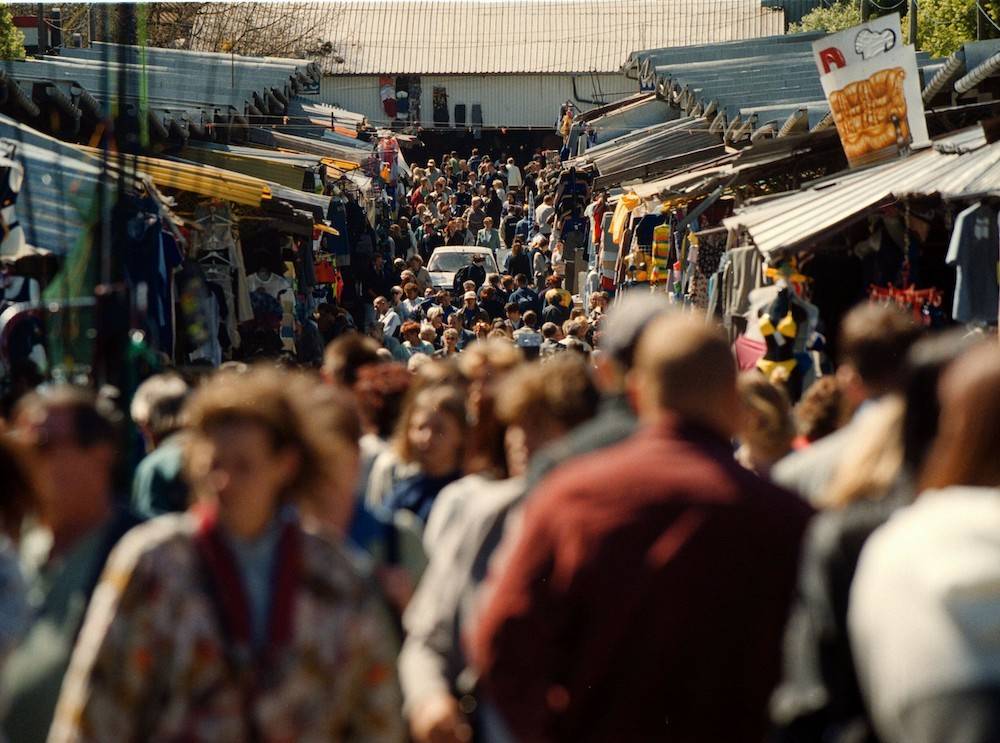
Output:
(578, 96), (679, 148)
(723, 127), (1000, 258)
(569, 116), (727, 187)
(576, 92), (657, 123)
(0, 113), (337, 253)
(0, 43), (340, 146)
(625, 36), (1000, 142)
(247, 128), (372, 164)
(0, 115), (121, 257)
(626, 32), (824, 75)
(192, 0), (785, 76)
(627, 128), (842, 199)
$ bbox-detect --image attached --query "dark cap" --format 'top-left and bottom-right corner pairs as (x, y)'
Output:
(598, 293), (672, 369)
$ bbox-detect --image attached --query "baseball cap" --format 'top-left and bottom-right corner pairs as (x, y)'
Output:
(464, 291), (477, 300)
(598, 293), (672, 369)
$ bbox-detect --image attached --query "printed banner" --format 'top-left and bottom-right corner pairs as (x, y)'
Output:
(812, 14), (928, 166)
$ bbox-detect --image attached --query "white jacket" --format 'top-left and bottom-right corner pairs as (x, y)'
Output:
(850, 486), (1000, 743)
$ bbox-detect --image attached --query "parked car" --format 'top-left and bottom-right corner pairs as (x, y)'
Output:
(427, 246), (499, 291)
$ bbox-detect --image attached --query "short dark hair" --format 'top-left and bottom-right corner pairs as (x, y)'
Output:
(323, 335), (382, 387)
(15, 385), (121, 448)
(839, 304), (921, 395)
(523, 310), (538, 328)
(504, 302), (519, 314)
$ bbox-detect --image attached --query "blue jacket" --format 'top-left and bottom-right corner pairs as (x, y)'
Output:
(510, 286), (541, 315)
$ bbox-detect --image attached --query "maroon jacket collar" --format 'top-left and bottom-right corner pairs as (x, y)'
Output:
(192, 503), (302, 654)
(639, 413), (736, 457)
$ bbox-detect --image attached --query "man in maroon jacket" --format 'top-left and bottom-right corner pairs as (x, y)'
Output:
(471, 313), (813, 743)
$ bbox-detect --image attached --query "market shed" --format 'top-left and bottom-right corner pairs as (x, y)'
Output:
(0, 44), (324, 146)
(723, 126), (1000, 258)
(580, 34), (1000, 168)
(193, 0), (787, 131)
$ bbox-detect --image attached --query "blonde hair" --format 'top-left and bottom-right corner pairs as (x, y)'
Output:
(457, 338), (524, 380)
(496, 354), (599, 428)
(824, 396), (905, 508)
(737, 373), (795, 463)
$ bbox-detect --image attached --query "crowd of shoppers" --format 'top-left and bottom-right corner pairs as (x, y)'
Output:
(313, 148), (603, 369)
(1, 147), (1000, 743)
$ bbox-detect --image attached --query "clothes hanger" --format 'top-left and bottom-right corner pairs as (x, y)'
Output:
(198, 251), (232, 267)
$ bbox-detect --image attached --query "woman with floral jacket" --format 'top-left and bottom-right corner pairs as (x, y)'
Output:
(49, 367), (405, 742)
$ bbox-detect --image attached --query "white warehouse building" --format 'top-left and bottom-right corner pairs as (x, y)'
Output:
(251, 0), (787, 132)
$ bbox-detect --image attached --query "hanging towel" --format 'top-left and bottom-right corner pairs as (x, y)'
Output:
(610, 193), (641, 246)
(650, 223), (671, 284)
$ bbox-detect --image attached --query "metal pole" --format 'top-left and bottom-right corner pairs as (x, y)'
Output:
(909, 0), (918, 44)
(88, 5), (96, 44)
(35, 4), (47, 55)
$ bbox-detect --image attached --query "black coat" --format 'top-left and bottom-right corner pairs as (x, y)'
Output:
(542, 302), (570, 326)
(454, 263), (487, 292)
(504, 252), (532, 279)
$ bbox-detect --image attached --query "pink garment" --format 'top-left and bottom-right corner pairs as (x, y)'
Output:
(734, 335), (767, 372)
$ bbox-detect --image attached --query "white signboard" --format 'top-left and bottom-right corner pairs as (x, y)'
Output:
(812, 14), (929, 166)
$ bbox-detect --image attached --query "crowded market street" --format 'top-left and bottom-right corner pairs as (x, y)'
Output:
(1, 2), (1000, 742)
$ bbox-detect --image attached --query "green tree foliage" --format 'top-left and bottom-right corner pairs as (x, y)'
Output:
(0, 5), (25, 60)
(790, 0), (982, 56)
(790, 1), (862, 33)
(917, 0), (976, 56)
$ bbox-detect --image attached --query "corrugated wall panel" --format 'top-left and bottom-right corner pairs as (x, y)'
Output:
(320, 73), (636, 129)
(319, 75), (384, 126)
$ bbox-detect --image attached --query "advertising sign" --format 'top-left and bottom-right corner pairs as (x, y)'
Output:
(812, 14), (928, 166)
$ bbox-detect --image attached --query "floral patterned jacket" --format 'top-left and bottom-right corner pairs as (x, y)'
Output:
(48, 513), (405, 743)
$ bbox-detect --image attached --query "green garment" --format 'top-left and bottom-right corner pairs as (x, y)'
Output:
(131, 433), (190, 518)
(1, 524), (111, 743)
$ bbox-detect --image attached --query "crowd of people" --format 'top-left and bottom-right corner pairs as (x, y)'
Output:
(0, 147), (999, 743)
(307, 147), (602, 368)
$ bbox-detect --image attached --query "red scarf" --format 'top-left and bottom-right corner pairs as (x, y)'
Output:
(192, 503), (302, 657)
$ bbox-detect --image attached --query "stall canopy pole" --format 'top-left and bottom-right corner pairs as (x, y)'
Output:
(673, 183), (728, 234)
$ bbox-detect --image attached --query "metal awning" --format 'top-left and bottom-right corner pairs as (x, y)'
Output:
(724, 126), (997, 258)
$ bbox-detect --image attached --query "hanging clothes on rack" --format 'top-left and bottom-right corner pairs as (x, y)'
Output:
(610, 193), (641, 247)
(686, 229), (726, 309)
(122, 196), (182, 359)
(190, 202), (253, 352)
(718, 245), (764, 336)
(175, 260), (220, 367)
(746, 278), (823, 399)
(599, 211), (617, 291)
(945, 201), (999, 326)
